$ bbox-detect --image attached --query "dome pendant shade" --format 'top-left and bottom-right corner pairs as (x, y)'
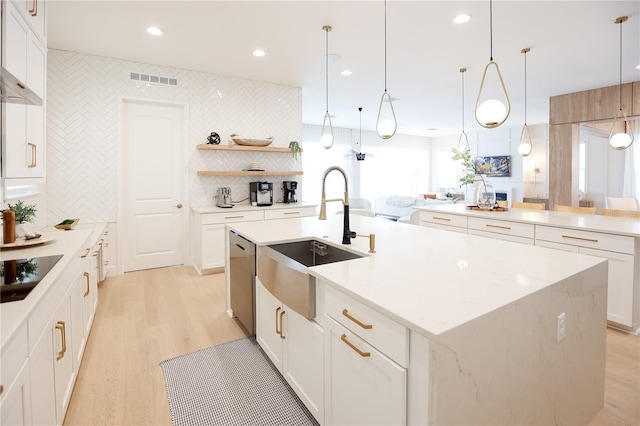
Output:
(608, 110), (634, 150)
(376, 91), (397, 139)
(321, 111), (334, 149)
(475, 61), (510, 128)
(518, 124), (533, 156)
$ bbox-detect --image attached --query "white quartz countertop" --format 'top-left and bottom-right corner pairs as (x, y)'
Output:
(192, 202), (317, 214)
(1, 223), (106, 348)
(416, 204), (640, 237)
(228, 215), (604, 338)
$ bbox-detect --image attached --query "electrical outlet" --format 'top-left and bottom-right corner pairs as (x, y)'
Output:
(557, 313), (566, 342)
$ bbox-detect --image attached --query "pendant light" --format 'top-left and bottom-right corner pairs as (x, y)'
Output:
(518, 48), (532, 157)
(457, 67), (470, 152)
(320, 25), (334, 150)
(475, 0), (510, 128)
(608, 16), (634, 150)
(376, 0), (397, 139)
(356, 107), (366, 160)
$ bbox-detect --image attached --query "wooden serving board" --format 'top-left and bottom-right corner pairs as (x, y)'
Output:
(467, 205), (509, 212)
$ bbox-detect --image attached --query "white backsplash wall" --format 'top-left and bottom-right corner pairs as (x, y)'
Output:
(46, 49), (302, 224)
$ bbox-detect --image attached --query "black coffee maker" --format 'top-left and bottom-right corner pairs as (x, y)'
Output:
(283, 181), (297, 204)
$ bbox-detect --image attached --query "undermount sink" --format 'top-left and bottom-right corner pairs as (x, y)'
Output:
(268, 239), (364, 267)
(258, 239), (364, 319)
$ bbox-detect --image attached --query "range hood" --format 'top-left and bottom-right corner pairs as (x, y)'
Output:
(0, 66), (42, 106)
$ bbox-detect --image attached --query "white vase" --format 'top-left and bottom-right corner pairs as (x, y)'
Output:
(15, 222), (32, 238)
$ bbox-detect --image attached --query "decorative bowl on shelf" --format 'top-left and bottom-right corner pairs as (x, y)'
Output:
(55, 218), (80, 230)
(230, 134), (273, 147)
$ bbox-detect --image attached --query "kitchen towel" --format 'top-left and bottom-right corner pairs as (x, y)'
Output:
(160, 337), (318, 426)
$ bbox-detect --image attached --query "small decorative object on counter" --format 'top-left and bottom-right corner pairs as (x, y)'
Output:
(55, 218), (80, 230)
(3, 210), (16, 243)
(207, 132), (221, 145)
(289, 141), (301, 159)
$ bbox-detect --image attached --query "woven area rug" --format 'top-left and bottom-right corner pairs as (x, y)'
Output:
(160, 337), (319, 426)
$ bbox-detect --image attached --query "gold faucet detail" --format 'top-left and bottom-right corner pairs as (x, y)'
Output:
(319, 166), (356, 244)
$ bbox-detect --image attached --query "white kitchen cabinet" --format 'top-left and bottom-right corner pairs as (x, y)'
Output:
(0, 360), (32, 426)
(2, 0), (47, 179)
(467, 217), (535, 245)
(419, 211), (467, 234)
(325, 318), (406, 426)
(256, 280), (324, 423)
(536, 226), (636, 327)
(191, 206), (315, 274)
(8, 0), (46, 44)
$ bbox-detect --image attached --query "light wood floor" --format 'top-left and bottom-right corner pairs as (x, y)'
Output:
(64, 266), (639, 425)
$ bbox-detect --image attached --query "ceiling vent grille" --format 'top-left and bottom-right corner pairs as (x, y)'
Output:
(130, 72), (178, 86)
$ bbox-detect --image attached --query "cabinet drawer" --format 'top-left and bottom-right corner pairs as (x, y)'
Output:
(264, 207), (315, 220)
(419, 211), (467, 229)
(324, 284), (408, 367)
(468, 217), (534, 239)
(536, 226), (634, 254)
(0, 323), (28, 400)
(201, 210), (264, 225)
(420, 221), (467, 234)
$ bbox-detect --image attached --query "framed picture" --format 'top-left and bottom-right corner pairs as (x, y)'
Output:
(474, 156), (511, 177)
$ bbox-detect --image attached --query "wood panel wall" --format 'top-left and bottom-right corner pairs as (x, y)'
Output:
(548, 81), (639, 208)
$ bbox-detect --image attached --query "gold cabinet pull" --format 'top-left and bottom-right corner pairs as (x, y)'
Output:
(432, 216), (451, 222)
(83, 272), (90, 297)
(562, 234), (598, 243)
(342, 309), (373, 329)
(103, 231), (109, 236)
(224, 216), (245, 220)
(486, 224), (511, 230)
(29, 0), (38, 16)
(81, 248), (91, 258)
(27, 143), (36, 168)
(283, 211), (300, 215)
(0, 384), (3, 395)
(279, 310), (286, 339)
(55, 321), (66, 361)
(341, 334), (370, 357)
(105, 260), (109, 265)
(93, 251), (99, 257)
(275, 307), (281, 336)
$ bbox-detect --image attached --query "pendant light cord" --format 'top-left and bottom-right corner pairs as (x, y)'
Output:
(618, 18), (623, 111)
(489, 0), (493, 61)
(524, 50), (527, 124)
(461, 70), (465, 131)
(359, 107), (363, 143)
(384, 0), (388, 91)
(325, 28), (329, 113)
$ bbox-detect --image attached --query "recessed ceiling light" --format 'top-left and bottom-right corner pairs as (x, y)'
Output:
(453, 14), (471, 24)
(636, 64), (640, 69)
(146, 26), (164, 36)
(341, 70), (352, 76)
(253, 49), (266, 57)
(324, 54), (341, 62)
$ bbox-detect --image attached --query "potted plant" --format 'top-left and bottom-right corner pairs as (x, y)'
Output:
(289, 141), (302, 160)
(452, 148), (495, 209)
(1, 200), (37, 237)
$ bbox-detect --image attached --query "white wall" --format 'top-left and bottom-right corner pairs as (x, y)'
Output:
(46, 50), (302, 225)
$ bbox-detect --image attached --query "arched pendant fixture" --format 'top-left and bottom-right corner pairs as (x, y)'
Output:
(518, 48), (533, 157)
(609, 16), (634, 150)
(376, 0), (397, 139)
(320, 25), (334, 150)
(457, 67), (470, 152)
(475, 0), (510, 129)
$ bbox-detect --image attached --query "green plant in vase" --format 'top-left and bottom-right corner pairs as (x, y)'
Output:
(452, 148), (494, 209)
(1, 200), (37, 237)
(289, 141), (302, 160)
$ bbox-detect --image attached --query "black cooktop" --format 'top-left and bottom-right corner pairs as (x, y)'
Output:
(1, 255), (63, 303)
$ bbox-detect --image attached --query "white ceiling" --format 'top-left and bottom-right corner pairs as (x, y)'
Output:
(47, 1), (640, 137)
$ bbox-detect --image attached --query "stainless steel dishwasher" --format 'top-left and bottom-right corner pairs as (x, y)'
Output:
(229, 230), (256, 335)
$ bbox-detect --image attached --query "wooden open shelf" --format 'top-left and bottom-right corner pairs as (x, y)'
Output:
(197, 144), (301, 154)
(197, 170), (303, 177)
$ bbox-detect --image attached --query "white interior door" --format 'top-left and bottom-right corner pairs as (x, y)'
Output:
(120, 98), (187, 272)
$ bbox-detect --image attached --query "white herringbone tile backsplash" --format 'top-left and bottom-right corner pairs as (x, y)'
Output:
(47, 50), (302, 224)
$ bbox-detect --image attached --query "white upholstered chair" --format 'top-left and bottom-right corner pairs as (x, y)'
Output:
(605, 197), (640, 211)
(349, 197), (372, 210)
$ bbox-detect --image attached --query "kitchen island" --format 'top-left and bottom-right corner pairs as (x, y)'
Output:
(415, 203), (640, 332)
(227, 214), (608, 425)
